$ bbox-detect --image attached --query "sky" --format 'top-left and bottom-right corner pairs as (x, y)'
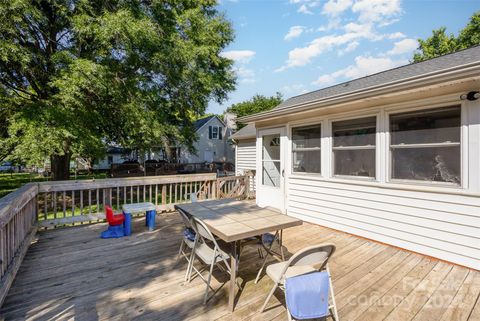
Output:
(207, 0), (479, 114)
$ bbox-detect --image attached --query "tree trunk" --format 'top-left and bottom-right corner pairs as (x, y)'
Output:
(51, 153), (71, 181)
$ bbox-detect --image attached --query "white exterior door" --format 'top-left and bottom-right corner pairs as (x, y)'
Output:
(256, 127), (286, 213)
(204, 150), (214, 162)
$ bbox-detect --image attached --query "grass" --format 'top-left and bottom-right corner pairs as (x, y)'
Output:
(0, 172), (108, 198)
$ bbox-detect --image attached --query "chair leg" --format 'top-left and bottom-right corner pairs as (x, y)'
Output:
(327, 266), (339, 321)
(203, 260), (216, 305)
(255, 251), (270, 284)
(177, 240), (185, 263)
(187, 246), (197, 283)
(261, 282), (278, 312)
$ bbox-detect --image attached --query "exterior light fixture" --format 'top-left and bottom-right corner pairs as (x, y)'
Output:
(460, 91), (480, 101)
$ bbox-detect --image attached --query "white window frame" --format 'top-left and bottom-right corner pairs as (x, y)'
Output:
(329, 114), (379, 181)
(386, 104), (464, 188)
(291, 123), (322, 175)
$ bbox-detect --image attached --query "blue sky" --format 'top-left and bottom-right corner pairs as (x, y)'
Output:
(207, 0), (479, 114)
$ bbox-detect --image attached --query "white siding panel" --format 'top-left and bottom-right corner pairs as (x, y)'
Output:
(287, 176), (480, 270)
(236, 139), (256, 172)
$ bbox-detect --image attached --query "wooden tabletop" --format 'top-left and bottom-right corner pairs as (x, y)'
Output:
(175, 199), (303, 242)
(122, 202), (156, 213)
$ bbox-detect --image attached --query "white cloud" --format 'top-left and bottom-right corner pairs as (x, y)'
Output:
(338, 41), (359, 56)
(312, 55), (407, 87)
(289, 0), (321, 15)
(284, 26), (306, 41)
(352, 0), (402, 24)
(312, 74), (338, 86)
(322, 0), (353, 16)
(298, 4), (313, 14)
(220, 50), (256, 63)
(282, 83), (308, 95)
(388, 32), (406, 40)
(386, 38), (418, 55)
(277, 23), (384, 71)
(234, 66), (256, 84)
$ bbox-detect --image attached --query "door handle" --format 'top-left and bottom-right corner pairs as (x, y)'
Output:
(282, 169), (285, 177)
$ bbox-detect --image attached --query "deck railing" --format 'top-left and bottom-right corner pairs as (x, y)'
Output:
(0, 183), (38, 306)
(0, 173), (254, 306)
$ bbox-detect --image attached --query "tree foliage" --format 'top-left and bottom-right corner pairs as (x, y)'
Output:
(0, 0), (235, 179)
(413, 11), (480, 62)
(227, 92), (282, 129)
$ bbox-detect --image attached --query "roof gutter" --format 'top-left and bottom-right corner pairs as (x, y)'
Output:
(238, 61), (480, 123)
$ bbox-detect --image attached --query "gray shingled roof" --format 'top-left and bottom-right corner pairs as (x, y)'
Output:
(274, 45), (480, 111)
(231, 123), (256, 140)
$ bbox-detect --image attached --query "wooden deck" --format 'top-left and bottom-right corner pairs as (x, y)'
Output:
(1, 213), (479, 321)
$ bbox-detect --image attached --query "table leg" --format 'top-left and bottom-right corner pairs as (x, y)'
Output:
(229, 241), (238, 312)
(123, 212), (132, 236)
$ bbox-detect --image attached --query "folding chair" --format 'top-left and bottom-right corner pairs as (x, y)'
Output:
(261, 243), (339, 321)
(177, 208), (197, 281)
(188, 216), (240, 304)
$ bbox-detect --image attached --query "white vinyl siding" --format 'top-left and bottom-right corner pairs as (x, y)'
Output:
(286, 176), (480, 269)
(236, 139), (256, 172)
(235, 139), (256, 190)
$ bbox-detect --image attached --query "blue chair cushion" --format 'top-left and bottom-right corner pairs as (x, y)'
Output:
(183, 228), (196, 241)
(262, 233), (276, 245)
(285, 271), (330, 320)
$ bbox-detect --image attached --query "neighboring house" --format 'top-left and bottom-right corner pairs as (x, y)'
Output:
(238, 46), (480, 270)
(180, 115), (235, 164)
(92, 147), (131, 170)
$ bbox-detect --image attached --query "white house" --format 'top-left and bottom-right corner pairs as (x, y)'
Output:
(238, 46), (480, 270)
(180, 115), (235, 164)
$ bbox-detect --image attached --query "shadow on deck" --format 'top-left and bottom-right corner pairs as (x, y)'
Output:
(1, 213), (479, 321)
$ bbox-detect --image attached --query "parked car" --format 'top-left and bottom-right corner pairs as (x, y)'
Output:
(0, 162), (18, 172)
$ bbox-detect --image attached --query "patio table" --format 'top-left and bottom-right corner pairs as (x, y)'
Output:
(175, 199), (303, 312)
(122, 202), (157, 234)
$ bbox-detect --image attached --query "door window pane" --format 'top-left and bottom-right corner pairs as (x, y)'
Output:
(262, 161), (281, 187)
(262, 134), (280, 161)
(390, 106), (461, 184)
(292, 124), (321, 174)
(332, 117), (376, 178)
(262, 133), (281, 187)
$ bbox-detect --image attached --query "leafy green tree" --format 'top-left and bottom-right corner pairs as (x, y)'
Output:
(227, 93), (282, 129)
(0, 0), (235, 180)
(413, 11), (480, 62)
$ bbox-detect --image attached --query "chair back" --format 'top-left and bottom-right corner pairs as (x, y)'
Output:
(288, 243), (336, 271)
(190, 216), (218, 244)
(178, 209), (193, 229)
(190, 193), (198, 203)
(105, 205), (115, 223)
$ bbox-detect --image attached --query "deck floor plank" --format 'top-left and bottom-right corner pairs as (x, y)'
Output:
(0, 212), (478, 321)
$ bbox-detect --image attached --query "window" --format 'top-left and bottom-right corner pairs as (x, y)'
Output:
(209, 126), (223, 140)
(292, 124), (321, 173)
(108, 156), (114, 164)
(262, 134), (281, 187)
(332, 116), (376, 178)
(390, 106), (461, 184)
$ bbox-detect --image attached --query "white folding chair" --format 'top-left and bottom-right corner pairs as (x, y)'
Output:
(261, 243), (339, 321)
(188, 216), (240, 304)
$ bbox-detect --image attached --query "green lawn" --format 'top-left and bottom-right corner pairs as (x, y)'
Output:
(0, 172), (108, 198)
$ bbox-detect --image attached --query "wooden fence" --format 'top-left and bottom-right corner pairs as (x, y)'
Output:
(0, 173), (254, 306)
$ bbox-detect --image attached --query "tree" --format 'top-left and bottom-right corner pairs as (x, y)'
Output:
(227, 93), (283, 129)
(0, 0), (235, 180)
(413, 11), (480, 62)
